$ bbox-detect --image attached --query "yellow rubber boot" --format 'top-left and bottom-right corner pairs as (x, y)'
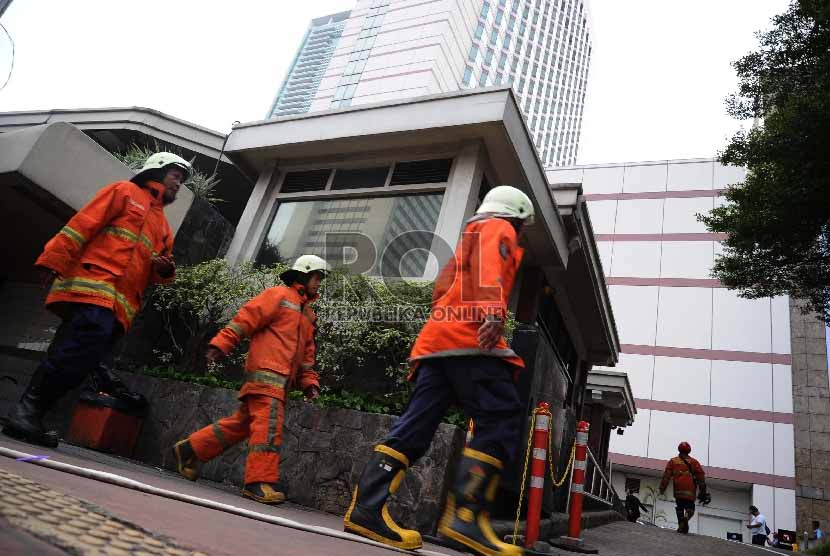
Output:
(438, 448), (523, 556)
(344, 445), (423, 550)
(172, 439), (200, 481)
(243, 482), (286, 505)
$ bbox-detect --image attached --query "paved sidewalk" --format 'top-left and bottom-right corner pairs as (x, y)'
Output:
(580, 520), (788, 556)
(0, 466), (204, 556)
(0, 436), (792, 556)
(0, 436), (464, 556)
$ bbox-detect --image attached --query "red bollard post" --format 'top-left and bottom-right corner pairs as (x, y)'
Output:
(567, 421), (590, 541)
(525, 402), (552, 548)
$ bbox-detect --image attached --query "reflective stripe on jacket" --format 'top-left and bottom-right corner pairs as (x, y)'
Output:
(209, 284), (319, 401)
(409, 216), (525, 373)
(659, 455), (706, 501)
(36, 180), (175, 331)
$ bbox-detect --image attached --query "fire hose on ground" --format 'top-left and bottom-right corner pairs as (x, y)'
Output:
(0, 445), (453, 556)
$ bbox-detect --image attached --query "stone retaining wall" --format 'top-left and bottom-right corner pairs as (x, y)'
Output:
(0, 367), (464, 534)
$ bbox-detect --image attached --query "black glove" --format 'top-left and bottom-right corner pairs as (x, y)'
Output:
(698, 489), (711, 505)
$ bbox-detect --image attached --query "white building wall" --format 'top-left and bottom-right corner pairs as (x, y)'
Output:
(610, 472), (752, 537)
(550, 158), (796, 540)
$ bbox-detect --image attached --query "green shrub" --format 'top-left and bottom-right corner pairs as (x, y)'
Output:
(806, 543), (830, 556)
(145, 258), (514, 423)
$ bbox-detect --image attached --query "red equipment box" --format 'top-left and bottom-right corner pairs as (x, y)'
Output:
(66, 393), (145, 457)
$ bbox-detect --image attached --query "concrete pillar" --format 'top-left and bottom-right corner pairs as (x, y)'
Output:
(424, 141), (485, 278)
(790, 298), (830, 533)
(224, 160), (278, 265)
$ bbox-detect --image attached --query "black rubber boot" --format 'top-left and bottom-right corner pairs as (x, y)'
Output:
(438, 448), (523, 556)
(343, 444), (423, 550)
(676, 508), (690, 534)
(89, 364), (148, 411)
(2, 366), (60, 448)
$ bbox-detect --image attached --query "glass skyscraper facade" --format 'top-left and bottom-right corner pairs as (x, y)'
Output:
(462, 0), (591, 166)
(268, 11), (351, 118)
(272, 0), (592, 167)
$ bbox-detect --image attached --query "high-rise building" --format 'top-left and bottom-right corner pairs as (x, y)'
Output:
(272, 0), (592, 167)
(268, 11), (351, 118)
(548, 159), (799, 539)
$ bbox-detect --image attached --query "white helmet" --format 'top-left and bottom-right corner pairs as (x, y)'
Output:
(279, 254), (331, 284)
(132, 152), (193, 184)
(476, 185), (535, 225)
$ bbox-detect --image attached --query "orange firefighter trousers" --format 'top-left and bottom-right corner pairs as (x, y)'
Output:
(188, 394), (284, 485)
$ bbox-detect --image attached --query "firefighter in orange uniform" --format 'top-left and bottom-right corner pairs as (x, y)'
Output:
(344, 186), (534, 556)
(2, 153), (191, 447)
(172, 255), (329, 505)
(659, 441), (709, 534)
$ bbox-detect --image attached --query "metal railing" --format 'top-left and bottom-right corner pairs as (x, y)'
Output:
(566, 446), (619, 511)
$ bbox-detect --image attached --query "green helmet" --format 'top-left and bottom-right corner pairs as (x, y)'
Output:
(279, 254), (331, 285)
(476, 185), (535, 225)
(132, 152), (193, 184)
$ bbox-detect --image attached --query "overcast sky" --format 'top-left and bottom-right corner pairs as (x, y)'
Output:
(0, 0), (789, 165)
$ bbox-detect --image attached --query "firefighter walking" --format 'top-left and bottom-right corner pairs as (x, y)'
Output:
(659, 442), (710, 534)
(343, 186), (534, 556)
(2, 152), (191, 447)
(172, 255), (329, 505)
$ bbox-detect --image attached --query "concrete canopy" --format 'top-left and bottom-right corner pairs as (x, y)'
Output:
(224, 87), (619, 366)
(586, 369), (637, 428)
(228, 87), (569, 257)
(0, 107), (253, 224)
(552, 184), (620, 366)
(0, 122), (194, 284)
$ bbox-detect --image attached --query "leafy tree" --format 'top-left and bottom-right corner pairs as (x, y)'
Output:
(699, 1), (830, 322)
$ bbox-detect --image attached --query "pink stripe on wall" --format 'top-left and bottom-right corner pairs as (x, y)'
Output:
(606, 277), (724, 288)
(610, 453), (796, 489)
(635, 398), (794, 424)
(360, 68), (432, 83)
(584, 189), (724, 201)
(595, 233), (728, 242)
(621, 344), (792, 365)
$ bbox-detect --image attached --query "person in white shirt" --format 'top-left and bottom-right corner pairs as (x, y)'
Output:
(747, 506), (769, 546)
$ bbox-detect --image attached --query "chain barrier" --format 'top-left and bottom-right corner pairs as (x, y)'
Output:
(511, 406), (578, 545)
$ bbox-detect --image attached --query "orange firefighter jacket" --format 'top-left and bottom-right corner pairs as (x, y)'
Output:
(659, 455), (706, 501)
(409, 215), (525, 372)
(35, 180), (175, 331)
(209, 283), (320, 401)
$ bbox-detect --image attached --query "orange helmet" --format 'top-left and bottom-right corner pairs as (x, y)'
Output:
(678, 442), (691, 454)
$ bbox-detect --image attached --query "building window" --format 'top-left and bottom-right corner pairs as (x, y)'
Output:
(256, 194), (445, 277)
(331, 167), (389, 190)
(484, 48), (495, 66)
(462, 65), (473, 87)
(468, 44), (479, 62)
(480, 2), (490, 18)
(474, 22), (484, 40)
(490, 28), (499, 45)
(479, 70), (489, 86)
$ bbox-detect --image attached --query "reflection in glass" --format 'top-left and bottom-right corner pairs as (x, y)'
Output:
(256, 194), (444, 278)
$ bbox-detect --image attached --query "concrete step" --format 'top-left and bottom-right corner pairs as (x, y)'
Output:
(492, 509), (624, 541)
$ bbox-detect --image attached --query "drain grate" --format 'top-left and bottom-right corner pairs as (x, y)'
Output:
(0, 467), (207, 556)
